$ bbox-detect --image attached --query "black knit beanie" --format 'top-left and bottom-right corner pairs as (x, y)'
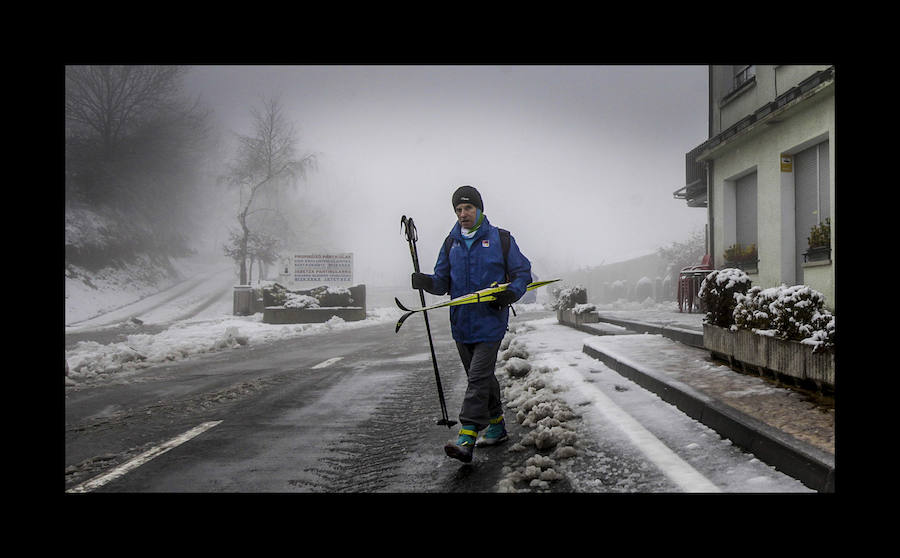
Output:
(451, 185), (483, 211)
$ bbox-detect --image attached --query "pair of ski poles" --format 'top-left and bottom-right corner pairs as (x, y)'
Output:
(400, 215), (457, 429)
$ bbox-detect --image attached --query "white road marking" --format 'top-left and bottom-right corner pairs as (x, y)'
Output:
(555, 362), (721, 493)
(66, 420), (223, 493)
(311, 357), (343, 369)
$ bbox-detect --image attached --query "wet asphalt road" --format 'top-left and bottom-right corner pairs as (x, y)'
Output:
(64, 310), (564, 493)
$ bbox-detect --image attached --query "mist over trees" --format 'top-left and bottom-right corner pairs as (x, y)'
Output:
(657, 227), (707, 278)
(65, 65), (213, 269)
(220, 97), (317, 285)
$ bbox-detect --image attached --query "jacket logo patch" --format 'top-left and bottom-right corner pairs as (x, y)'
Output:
(482, 239), (490, 247)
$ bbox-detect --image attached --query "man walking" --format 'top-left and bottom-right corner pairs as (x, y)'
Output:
(411, 185), (533, 463)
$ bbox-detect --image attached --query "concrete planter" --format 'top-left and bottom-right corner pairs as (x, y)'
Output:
(733, 328), (766, 370)
(702, 323), (834, 391)
(766, 334), (806, 380)
(702, 323), (733, 358)
(803, 343), (835, 388)
(263, 306), (366, 324)
(557, 308), (599, 325)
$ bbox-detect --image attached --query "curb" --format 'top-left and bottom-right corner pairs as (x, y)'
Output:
(592, 314), (705, 349)
(581, 342), (835, 492)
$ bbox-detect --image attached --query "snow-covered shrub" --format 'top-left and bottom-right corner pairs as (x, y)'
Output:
(262, 283), (354, 308)
(767, 285), (826, 340)
(262, 283), (292, 306)
(552, 285), (587, 310)
(635, 276), (653, 301)
(573, 303), (596, 315)
(307, 285), (353, 307)
(733, 283), (835, 353)
(283, 293), (320, 309)
(698, 268), (751, 328)
(733, 286), (779, 331)
(806, 311), (835, 353)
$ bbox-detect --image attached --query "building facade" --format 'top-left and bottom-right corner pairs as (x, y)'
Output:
(675, 65), (835, 310)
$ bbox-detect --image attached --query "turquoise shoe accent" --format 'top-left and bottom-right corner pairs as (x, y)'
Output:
(444, 425), (478, 463)
(456, 426), (477, 446)
(477, 416), (508, 447)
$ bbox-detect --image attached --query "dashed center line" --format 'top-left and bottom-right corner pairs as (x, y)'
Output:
(311, 357), (343, 369)
(67, 420), (222, 493)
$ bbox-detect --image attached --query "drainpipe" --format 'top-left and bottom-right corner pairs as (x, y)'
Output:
(708, 66), (714, 138)
(706, 66), (715, 268)
(707, 160), (714, 268)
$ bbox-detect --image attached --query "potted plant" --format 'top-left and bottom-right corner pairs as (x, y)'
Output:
(804, 218), (831, 262)
(723, 243), (758, 271)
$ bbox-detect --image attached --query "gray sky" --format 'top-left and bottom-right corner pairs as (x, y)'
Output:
(184, 65), (709, 286)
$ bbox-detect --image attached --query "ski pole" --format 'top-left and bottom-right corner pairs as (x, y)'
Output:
(401, 215), (456, 429)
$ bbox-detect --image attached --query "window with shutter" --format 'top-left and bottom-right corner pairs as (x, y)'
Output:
(794, 140), (830, 281)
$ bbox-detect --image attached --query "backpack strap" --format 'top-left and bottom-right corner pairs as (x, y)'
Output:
(443, 234), (454, 259)
(499, 228), (510, 282)
(498, 228), (517, 317)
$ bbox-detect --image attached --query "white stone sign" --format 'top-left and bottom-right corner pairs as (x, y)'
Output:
(292, 253), (353, 284)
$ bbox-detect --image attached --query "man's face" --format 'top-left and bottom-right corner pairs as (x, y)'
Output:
(455, 203), (478, 229)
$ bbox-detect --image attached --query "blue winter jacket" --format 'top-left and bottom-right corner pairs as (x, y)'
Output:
(424, 216), (532, 343)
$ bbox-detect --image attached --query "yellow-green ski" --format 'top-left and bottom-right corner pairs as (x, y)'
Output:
(394, 278), (560, 332)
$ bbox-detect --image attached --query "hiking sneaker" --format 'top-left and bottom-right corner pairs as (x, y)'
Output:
(477, 415), (508, 447)
(444, 426), (477, 463)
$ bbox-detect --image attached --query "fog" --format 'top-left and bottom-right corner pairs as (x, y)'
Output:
(183, 65), (709, 287)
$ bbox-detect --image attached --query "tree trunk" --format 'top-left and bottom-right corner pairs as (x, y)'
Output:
(239, 233), (248, 285)
(238, 209), (250, 285)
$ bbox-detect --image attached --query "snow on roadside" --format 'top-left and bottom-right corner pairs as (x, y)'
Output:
(66, 256), (231, 326)
(65, 307), (403, 387)
(495, 318), (581, 492)
(591, 298), (704, 331)
(492, 315), (813, 493)
(63, 263), (547, 389)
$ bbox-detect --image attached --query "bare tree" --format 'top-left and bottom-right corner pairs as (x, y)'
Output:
(65, 65), (213, 264)
(65, 65), (185, 159)
(222, 96), (316, 284)
(657, 228), (707, 298)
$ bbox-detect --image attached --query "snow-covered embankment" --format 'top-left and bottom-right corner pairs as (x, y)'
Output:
(495, 320), (580, 492)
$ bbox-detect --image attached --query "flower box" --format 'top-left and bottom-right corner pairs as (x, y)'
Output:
(557, 308), (599, 325)
(804, 219), (831, 263)
(722, 244), (758, 273)
(702, 323), (733, 357)
(262, 306), (366, 324)
(723, 260), (759, 273)
(803, 246), (831, 263)
(701, 323), (833, 391)
(803, 343), (835, 388)
(765, 333), (806, 379)
(733, 328), (766, 371)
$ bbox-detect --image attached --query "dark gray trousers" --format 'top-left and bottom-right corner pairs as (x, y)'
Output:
(455, 339), (504, 431)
